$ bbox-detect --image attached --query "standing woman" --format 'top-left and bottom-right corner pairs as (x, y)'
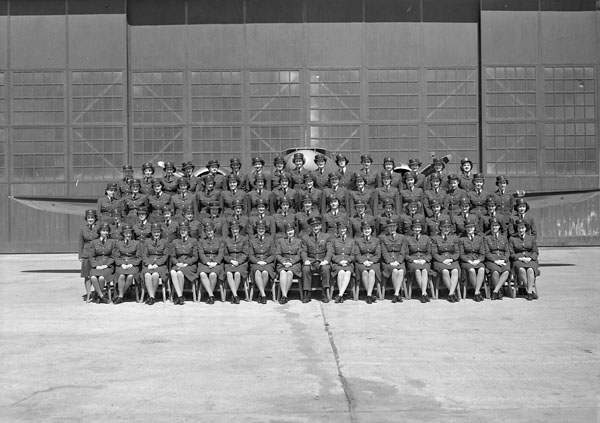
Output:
(88, 222), (116, 304)
(79, 209), (99, 301)
(248, 220), (276, 304)
(330, 220), (355, 303)
(171, 178), (196, 223)
(353, 220), (381, 304)
(432, 219), (461, 302)
(509, 198), (537, 238)
(380, 219), (407, 303)
(197, 222), (225, 304)
(123, 179), (148, 225)
(112, 224), (141, 304)
(374, 171), (401, 215)
(459, 219), (486, 301)
(139, 162), (156, 195)
(334, 154), (353, 189)
(354, 154), (377, 189)
(220, 174), (247, 217)
(269, 155), (287, 191)
(509, 219), (539, 301)
(275, 223), (303, 304)
(484, 217), (510, 300)
(160, 161), (180, 194)
(97, 182), (120, 223)
(141, 223), (169, 305)
(458, 157), (475, 191)
(405, 219), (432, 303)
(148, 179), (171, 224)
(169, 221), (199, 305)
(196, 174), (221, 217)
(223, 222), (249, 304)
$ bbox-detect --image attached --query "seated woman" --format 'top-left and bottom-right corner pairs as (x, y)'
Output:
(141, 223), (170, 305)
(432, 219), (461, 303)
(509, 219), (539, 300)
(88, 222), (116, 304)
(459, 219), (486, 301)
(380, 218), (406, 303)
(220, 174), (247, 217)
(353, 220), (381, 304)
(223, 222), (249, 304)
(405, 219), (432, 303)
(169, 221), (199, 305)
(248, 220), (276, 304)
(79, 209), (99, 301)
(275, 223), (303, 304)
(112, 224), (142, 304)
(330, 220), (355, 303)
(484, 217), (510, 300)
(198, 222), (225, 304)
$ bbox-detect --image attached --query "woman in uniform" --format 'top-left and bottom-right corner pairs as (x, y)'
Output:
(446, 174), (468, 216)
(220, 174), (247, 216)
(273, 196), (297, 239)
(141, 223), (169, 305)
(323, 195), (349, 236)
(459, 219), (486, 301)
(424, 172), (448, 218)
(334, 154), (353, 189)
(330, 220), (355, 303)
(399, 172), (424, 212)
(79, 209), (99, 301)
(203, 159), (225, 191)
(269, 155), (287, 191)
(196, 174), (221, 217)
(271, 173), (297, 213)
(88, 222), (116, 304)
(123, 179), (148, 225)
(248, 220), (276, 304)
(246, 157), (270, 192)
(509, 219), (539, 301)
(97, 182), (120, 223)
(374, 171), (401, 215)
(148, 179), (171, 224)
(223, 222), (248, 304)
(169, 221), (198, 305)
(289, 152), (309, 189)
(484, 217), (510, 300)
(354, 154), (377, 189)
(247, 174), (272, 215)
(458, 157), (475, 191)
(170, 178), (195, 223)
(375, 157), (401, 188)
(181, 161), (201, 193)
(380, 219), (406, 303)
(275, 223), (303, 304)
(112, 224), (141, 304)
(406, 158), (425, 189)
(322, 172), (349, 213)
(353, 220), (381, 304)
(228, 157), (247, 192)
(348, 174), (375, 216)
(405, 219), (432, 303)
(432, 219), (461, 302)
(509, 198), (537, 238)
(160, 161), (179, 194)
(139, 162), (156, 195)
(197, 222), (225, 304)
(133, 207), (152, 240)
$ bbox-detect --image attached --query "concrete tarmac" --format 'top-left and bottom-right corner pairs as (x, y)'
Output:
(0, 248), (599, 422)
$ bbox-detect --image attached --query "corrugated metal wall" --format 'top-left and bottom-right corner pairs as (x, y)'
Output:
(0, 0), (598, 252)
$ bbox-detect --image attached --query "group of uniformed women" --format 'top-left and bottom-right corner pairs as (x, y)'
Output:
(80, 154), (540, 305)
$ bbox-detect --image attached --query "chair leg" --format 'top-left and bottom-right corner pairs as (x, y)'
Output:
(196, 281), (202, 302)
(107, 282), (112, 302)
(271, 280), (278, 302)
(192, 280), (198, 303)
(406, 275), (412, 300)
(219, 281), (227, 302)
(244, 278), (251, 302)
(352, 279), (359, 301)
(378, 281), (385, 301)
(139, 283), (145, 303)
(85, 278), (93, 303)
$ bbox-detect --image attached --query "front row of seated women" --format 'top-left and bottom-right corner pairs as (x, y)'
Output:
(79, 207), (540, 305)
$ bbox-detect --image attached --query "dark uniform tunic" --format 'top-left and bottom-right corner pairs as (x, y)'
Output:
(160, 219), (179, 243)
(311, 168), (330, 190)
(296, 187), (325, 214)
(481, 212), (509, 235)
(114, 239), (142, 277)
(458, 172), (474, 191)
(97, 196), (121, 223)
(248, 214), (276, 237)
(219, 189), (247, 217)
(148, 192), (171, 223)
(353, 235), (381, 282)
(133, 220), (152, 240)
(246, 170), (270, 192)
(247, 189), (273, 215)
(196, 189), (221, 217)
(376, 212), (399, 236)
(271, 187), (298, 213)
(354, 168), (377, 189)
(301, 232), (333, 290)
(446, 187), (468, 216)
(329, 234), (355, 276)
(350, 213), (377, 239)
(141, 237), (169, 280)
(405, 234), (432, 273)
(139, 177), (155, 196)
(380, 232), (407, 279)
(432, 234), (461, 272)
(508, 213), (537, 238)
(275, 236), (303, 277)
(459, 235), (485, 270)
(225, 213), (250, 236)
(289, 167), (309, 190)
(197, 236), (225, 278)
(199, 215), (228, 238)
(160, 175), (180, 194)
(399, 187), (425, 212)
(323, 211), (350, 236)
(348, 188), (375, 216)
(170, 237), (199, 281)
(201, 173), (225, 192)
(424, 188), (448, 217)
(509, 233), (540, 276)
(109, 222), (125, 241)
(425, 212), (452, 237)
(452, 212), (483, 237)
(373, 186), (401, 215)
(336, 167), (353, 189)
(399, 212), (426, 236)
(468, 189), (490, 216)
(492, 188), (514, 219)
(273, 211), (297, 239)
(296, 210), (322, 236)
(223, 235), (249, 279)
(484, 233), (510, 274)
(322, 186), (349, 213)
(248, 234), (276, 280)
(88, 238), (116, 281)
(123, 193), (148, 225)
(170, 193), (196, 222)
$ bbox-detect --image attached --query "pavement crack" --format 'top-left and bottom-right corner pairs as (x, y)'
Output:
(12, 384), (101, 406)
(320, 303), (358, 423)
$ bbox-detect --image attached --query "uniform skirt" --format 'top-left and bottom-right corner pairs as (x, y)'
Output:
(512, 260), (540, 276)
(224, 263), (249, 279)
(331, 262), (354, 277)
(115, 265), (140, 277)
(485, 261), (510, 274)
(197, 263), (224, 279)
(80, 258), (92, 278)
(276, 262), (301, 278)
(381, 262), (406, 280)
(171, 264), (198, 281)
(142, 265), (169, 281)
(460, 261), (485, 271)
(250, 263), (276, 280)
(407, 261), (431, 274)
(89, 266), (114, 282)
(433, 260), (460, 272)
(355, 262), (381, 283)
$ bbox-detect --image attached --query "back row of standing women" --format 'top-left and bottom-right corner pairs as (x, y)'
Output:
(82, 153), (539, 305)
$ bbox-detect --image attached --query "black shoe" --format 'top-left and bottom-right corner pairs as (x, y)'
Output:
(491, 292), (498, 301)
(322, 293), (329, 303)
(207, 296), (215, 305)
(235, 295), (241, 304)
(147, 297), (155, 305)
(179, 296), (185, 305)
(302, 291), (311, 303)
(100, 296), (110, 304)
(260, 295), (267, 304)
(532, 291), (538, 300)
(527, 292), (534, 301)
(334, 295), (342, 303)
(391, 295), (398, 303)
(279, 296), (286, 304)
(420, 295), (427, 303)
(448, 294), (455, 303)
(366, 295), (373, 304)
(397, 295), (403, 303)
(282, 296), (288, 304)
(113, 296), (123, 304)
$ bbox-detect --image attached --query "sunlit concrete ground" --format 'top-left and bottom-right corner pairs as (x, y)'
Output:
(0, 248), (598, 422)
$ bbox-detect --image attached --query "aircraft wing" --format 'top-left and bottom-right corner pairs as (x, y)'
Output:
(521, 189), (600, 209)
(10, 195), (96, 216)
